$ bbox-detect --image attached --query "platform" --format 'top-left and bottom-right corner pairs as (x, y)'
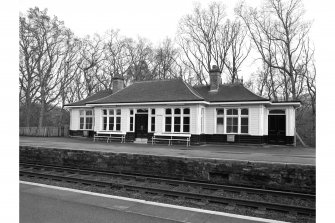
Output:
(20, 136), (315, 165)
(20, 181), (286, 223)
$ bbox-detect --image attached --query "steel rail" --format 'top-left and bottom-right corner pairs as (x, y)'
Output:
(20, 168), (315, 216)
(19, 162), (315, 200)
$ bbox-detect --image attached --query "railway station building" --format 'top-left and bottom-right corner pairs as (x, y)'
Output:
(64, 66), (300, 145)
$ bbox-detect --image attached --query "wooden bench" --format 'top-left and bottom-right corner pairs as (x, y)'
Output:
(151, 133), (191, 147)
(93, 131), (126, 143)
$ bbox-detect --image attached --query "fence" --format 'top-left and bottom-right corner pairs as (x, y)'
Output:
(19, 126), (69, 137)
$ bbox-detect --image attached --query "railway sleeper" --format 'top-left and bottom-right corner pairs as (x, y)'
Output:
(163, 194), (179, 199)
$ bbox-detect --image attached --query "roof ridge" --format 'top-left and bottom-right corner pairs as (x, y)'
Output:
(134, 79), (177, 84)
(183, 81), (205, 100)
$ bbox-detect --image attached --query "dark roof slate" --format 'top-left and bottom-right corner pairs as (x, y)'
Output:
(65, 89), (113, 106)
(193, 84), (269, 102)
(88, 79), (204, 104)
(65, 79), (269, 106)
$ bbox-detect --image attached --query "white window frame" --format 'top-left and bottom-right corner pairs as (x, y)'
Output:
(164, 107), (190, 133)
(226, 108), (239, 134)
(240, 108), (249, 134)
(201, 107), (205, 133)
(101, 108), (122, 131)
(79, 109), (94, 130)
(129, 109), (134, 132)
(149, 108), (156, 132)
(214, 108), (249, 135)
(216, 108), (225, 134)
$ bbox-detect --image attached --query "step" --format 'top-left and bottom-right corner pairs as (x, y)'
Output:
(134, 138), (148, 144)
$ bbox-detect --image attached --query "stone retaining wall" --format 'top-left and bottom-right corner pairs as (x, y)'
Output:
(20, 146), (315, 193)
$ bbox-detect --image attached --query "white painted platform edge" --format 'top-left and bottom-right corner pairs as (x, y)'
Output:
(20, 181), (287, 223)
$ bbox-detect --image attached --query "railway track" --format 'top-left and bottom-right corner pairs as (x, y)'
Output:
(19, 162), (315, 217)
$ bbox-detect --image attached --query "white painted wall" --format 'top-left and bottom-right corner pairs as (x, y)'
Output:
(69, 104), (296, 136)
(205, 106), (215, 134)
(93, 107), (101, 131)
(204, 105), (263, 136)
(262, 105), (269, 135)
(286, 106), (295, 136)
(70, 109), (80, 130)
(249, 106), (261, 135)
(88, 105), (198, 134)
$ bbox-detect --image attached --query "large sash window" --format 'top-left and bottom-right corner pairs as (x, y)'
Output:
(79, 110), (93, 130)
(216, 109), (224, 134)
(240, 109), (249, 134)
(165, 108), (190, 133)
(226, 109), (238, 133)
(102, 109), (121, 131)
(215, 108), (249, 134)
(150, 108), (156, 132)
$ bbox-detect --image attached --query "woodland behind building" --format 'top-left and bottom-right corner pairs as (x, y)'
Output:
(19, 0), (315, 146)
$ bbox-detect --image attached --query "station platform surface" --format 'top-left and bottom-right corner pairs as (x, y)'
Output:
(20, 181), (286, 223)
(19, 136), (315, 165)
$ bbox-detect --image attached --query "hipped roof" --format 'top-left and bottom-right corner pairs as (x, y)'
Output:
(65, 79), (269, 107)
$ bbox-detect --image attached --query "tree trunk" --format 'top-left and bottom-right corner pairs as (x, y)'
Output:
(38, 100), (45, 128)
(25, 101), (31, 127)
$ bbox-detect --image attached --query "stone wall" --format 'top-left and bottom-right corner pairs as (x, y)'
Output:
(20, 146), (315, 193)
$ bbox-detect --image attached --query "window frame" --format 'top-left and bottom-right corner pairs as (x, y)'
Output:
(129, 109), (134, 132)
(226, 108), (239, 134)
(216, 108), (225, 134)
(79, 109), (94, 130)
(201, 107), (205, 134)
(214, 108), (249, 135)
(149, 108), (156, 132)
(164, 107), (191, 133)
(240, 108), (249, 134)
(102, 108), (122, 131)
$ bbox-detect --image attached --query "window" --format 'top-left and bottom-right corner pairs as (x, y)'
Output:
(216, 109), (224, 134)
(226, 109), (238, 133)
(201, 108), (205, 133)
(240, 109), (248, 134)
(165, 108), (190, 133)
(79, 110), (93, 130)
(183, 108), (190, 133)
(129, 109), (134, 131)
(165, 109), (172, 132)
(102, 108), (121, 131)
(174, 108), (181, 132)
(150, 108), (155, 132)
(215, 108), (249, 134)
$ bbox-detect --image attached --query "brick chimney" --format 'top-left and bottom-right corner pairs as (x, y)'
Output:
(112, 75), (124, 94)
(209, 65), (222, 92)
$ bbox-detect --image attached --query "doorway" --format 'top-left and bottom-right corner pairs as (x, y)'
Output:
(135, 114), (148, 138)
(268, 113), (286, 144)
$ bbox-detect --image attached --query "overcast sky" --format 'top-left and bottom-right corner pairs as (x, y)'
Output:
(18, 0), (326, 80)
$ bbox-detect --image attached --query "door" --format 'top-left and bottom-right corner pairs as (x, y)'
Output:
(268, 115), (286, 144)
(135, 114), (148, 138)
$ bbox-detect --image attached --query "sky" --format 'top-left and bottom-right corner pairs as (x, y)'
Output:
(18, 0), (323, 81)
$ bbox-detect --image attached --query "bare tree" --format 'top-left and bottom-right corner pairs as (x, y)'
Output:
(225, 19), (251, 83)
(151, 38), (180, 80)
(236, 0), (312, 100)
(20, 8), (76, 127)
(177, 2), (233, 85)
(19, 14), (41, 127)
(98, 30), (131, 89)
(126, 37), (154, 83)
(77, 34), (104, 96)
